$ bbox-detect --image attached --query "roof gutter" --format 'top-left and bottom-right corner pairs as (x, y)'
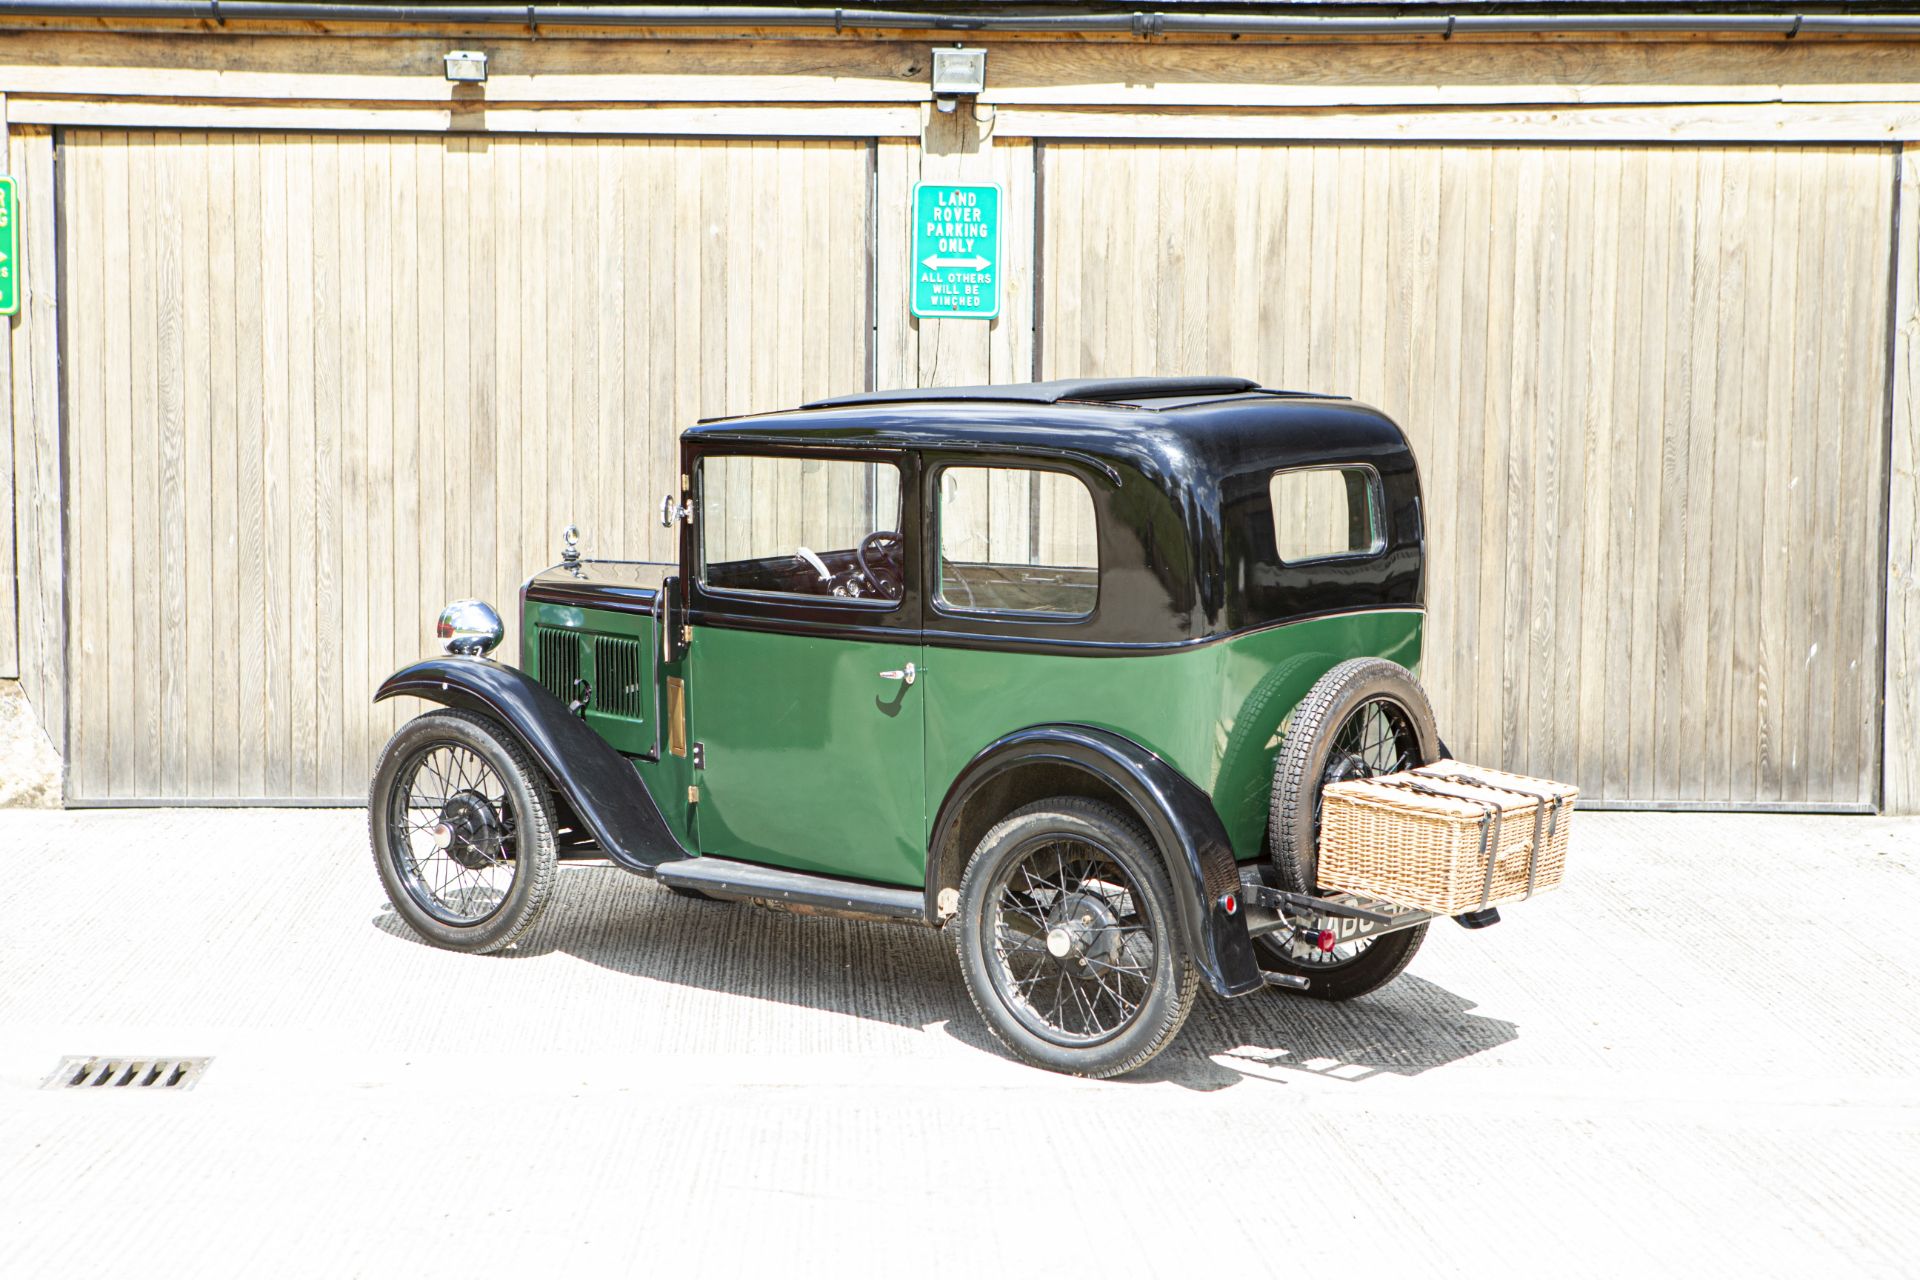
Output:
(3, 1), (1920, 39)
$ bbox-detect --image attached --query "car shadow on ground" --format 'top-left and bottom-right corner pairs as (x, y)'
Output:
(373, 865), (1516, 1090)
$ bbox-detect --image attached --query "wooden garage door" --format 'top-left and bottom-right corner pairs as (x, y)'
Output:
(1041, 143), (1893, 809)
(60, 131), (872, 802)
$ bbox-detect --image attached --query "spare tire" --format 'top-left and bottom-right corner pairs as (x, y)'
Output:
(1266, 657), (1440, 896)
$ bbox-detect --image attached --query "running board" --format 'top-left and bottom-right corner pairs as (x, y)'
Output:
(653, 857), (930, 925)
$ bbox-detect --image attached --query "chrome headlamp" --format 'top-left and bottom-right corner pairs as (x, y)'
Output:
(436, 599), (504, 657)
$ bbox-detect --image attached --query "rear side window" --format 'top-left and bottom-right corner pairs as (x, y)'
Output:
(937, 465), (1097, 616)
(1269, 466), (1384, 563)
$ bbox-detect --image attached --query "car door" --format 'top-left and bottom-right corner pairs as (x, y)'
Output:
(683, 444), (926, 887)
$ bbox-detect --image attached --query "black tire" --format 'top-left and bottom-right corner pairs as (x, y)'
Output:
(369, 709), (559, 954)
(1259, 658), (1440, 1001)
(1269, 657), (1440, 895)
(1256, 921), (1430, 1002)
(954, 798), (1199, 1079)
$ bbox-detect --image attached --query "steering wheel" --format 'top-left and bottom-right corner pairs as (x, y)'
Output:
(857, 530), (905, 600)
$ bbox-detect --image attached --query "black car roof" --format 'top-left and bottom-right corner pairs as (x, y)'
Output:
(684, 378), (1401, 485)
(683, 378), (1425, 646)
(797, 376), (1265, 409)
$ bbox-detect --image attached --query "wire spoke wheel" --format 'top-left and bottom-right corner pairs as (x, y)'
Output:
(1315, 694), (1423, 831)
(984, 834), (1157, 1046)
(385, 740), (520, 926)
(1283, 693), (1426, 969)
(1263, 659), (1439, 1000)
(956, 798), (1197, 1076)
(371, 711), (559, 955)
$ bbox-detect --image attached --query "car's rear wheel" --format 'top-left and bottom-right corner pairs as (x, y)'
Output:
(1260, 658), (1439, 1001)
(369, 709), (558, 953)
(953, 798), (1198, 1078)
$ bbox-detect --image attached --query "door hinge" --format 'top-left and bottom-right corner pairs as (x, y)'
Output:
(687, 784), (699, 805)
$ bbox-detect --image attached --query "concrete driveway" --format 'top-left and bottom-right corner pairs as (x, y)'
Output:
(0, 808), (1915, 1278)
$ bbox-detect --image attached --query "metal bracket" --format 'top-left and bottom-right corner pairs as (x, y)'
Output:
(567, 677), (593, 717)
(1237, 876), (1434, 944)
(691, 741), (705, 769)
(1239, 881), (1401, 925)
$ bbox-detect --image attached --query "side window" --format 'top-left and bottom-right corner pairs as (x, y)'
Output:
(700, 454), (903, 600)
(1268, 465), (1384, 564)
(937, 465), (1097, 617)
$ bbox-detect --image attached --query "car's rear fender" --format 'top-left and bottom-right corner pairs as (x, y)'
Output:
(374, 657), (689, 873)
(927, 724), (1265, 999)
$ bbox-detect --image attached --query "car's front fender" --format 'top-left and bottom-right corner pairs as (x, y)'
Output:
(928, 724), (1265, 999)
(375, 657), (688, 873)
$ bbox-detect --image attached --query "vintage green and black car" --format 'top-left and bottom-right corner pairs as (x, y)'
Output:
(369, 375), (1488, 1078)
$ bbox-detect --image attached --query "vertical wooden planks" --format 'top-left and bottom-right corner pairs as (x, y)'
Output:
(10, 126), (63, 758)
(0, 98), (14, 684)
(1754, 148), (1801, 802)
(360, 135), (396, 750)
(988, 138), (1036, 385)
(56, 131), (880, 799)
(9, 128), (58, 744)
(1838, 149), (1894, 805)
(309, 133), (342, 798)
(1037, 139), (1894, 808)
(1569, 146), (1616, 798)
(50, 126), (1892, 807)
(179, 132), (214, 797)
(59, 133), (106, 791)
(386, 134), (421, 746)
(1887, 146), (1920, 815)
(205, 134), (241, 793)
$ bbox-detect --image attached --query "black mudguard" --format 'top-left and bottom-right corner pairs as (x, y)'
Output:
(930, 725), (1265, 999)
(374, 657), (688, 873)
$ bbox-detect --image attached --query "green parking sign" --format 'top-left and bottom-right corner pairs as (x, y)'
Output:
(911, 182), (999, 320)
(0, 177), (16, 317)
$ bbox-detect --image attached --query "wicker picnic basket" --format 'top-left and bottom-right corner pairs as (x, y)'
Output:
(1315, 760), (1578, 915)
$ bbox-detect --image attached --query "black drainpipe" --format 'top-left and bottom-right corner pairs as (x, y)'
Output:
(2, 2), (1920, 39)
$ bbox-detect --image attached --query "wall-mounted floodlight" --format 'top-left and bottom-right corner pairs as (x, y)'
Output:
(444, 50), (488, 83)
(931, 47), (986, 114)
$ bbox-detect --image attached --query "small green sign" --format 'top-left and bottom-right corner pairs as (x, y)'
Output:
(911, 182), (1000, 320)
(0, 176), (16, 317)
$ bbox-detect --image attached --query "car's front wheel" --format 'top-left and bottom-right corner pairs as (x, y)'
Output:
(369, 709), (558, 953)
(953, 798), (1198, 1078)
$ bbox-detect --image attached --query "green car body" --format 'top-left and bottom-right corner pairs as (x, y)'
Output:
(520, 598), (1422, 886)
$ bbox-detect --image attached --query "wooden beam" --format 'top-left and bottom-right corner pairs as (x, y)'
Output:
(8, 32), (1920, 112)
(993, 102), (1920, 143)
(1886, 145), (1920, 814)
(981, 38), (1920, 108)
(4, 97), (922, 136)
(0, 32), (930, 104)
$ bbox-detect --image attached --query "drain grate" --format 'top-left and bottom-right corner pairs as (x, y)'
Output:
(42, 1056), (210, 1091)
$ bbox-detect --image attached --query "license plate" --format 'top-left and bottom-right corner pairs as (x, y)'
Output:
(1308, 894), (1431, 943)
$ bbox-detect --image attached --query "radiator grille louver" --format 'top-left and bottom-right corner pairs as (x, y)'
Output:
(535, 626), (581, 702)
(593, 636), (648, 720)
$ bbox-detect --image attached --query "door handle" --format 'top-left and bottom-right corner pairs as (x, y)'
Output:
(879, 662), (917, 687)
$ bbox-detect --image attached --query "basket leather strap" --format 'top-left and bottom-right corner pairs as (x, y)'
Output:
(1416, 770), (1564, 902)
(1374, 777), (1505, 909)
